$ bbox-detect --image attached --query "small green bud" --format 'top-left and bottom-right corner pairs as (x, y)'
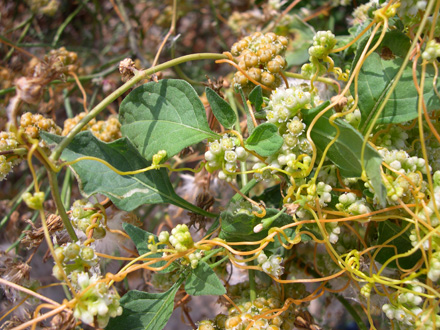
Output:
(80, 246), (95, 261)
(152, 150), (167, 166)
(65, 243), (81, 260)
(23, 191), (45, 210)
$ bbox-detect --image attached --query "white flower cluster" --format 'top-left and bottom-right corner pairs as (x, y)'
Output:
(205, 134), (248, 182)
(366, 148), (428, 204)
(422, 40), (440, 62)
(336, 192), (371, 215)
(350, 1), (377, 25)
(375, 126), (409, 150)
(382, 304), (422, 326)
(257, 251), (284, 278)
(0, 131), (22, 181)
(253, 116), (313, 181)
(73, 272), (123, 328)
(308, 31), (337, 59)
(325, 222), (340, 244)
(307, 181), (332, 207)
(415, 309), (440, 329)
(397, 0), (430, 25)
(383, 282), (425, 327)
(266, 86), (312, 125)
(428, 252), (440, 281)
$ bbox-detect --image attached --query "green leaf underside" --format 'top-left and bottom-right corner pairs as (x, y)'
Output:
(303, 103), (386, 206)
(42, 132), (202, 213)
(249, 86), (263, 112)
(184, 261), (226, 296)
(119, 79), (219, 161)
(219, 208), (293, 249)
(206, 87), (237, 129)
(355, 52), (440, 131)
(278, 15), (315, 66)
(122, 223), (176, 272)
(244, 123), (283, 157)
(106, 279), (183, 330)
(376, 221), (421, 269)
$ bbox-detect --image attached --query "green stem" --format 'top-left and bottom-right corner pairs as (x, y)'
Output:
(284, 71), (340, 92)
(61, 168), (72, 210)
(47, 170), (78, 241)
(209, 255), (229, 269)
(335, 294), (368, 330)
(201, 248), (224, 263)
(52, 2), (85, 47)
(50, 52), (228, 161)
(178, 196), (218, 218)
(231, 179), (258, 203)
(4, 14), (33, 62)
(249, 268), (256, 301)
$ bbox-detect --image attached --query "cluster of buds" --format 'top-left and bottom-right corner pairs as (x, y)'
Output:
(198, 285), (296, 330)
(89, 116), (122, 142)
(205, 134), (248, 182)
(70, 199), (106, 239)
(159, 224), (194, 252)
(231, 32), (288, 90)
(336, 192), (371, 215)
(27, 0), (60, 16)
(257, 251), (284, 278)
(72, 272), (123, 328)
(63, 112), (122, 142)
(20, 112), (62, 140)
(301, 31), (337, 79)
(52, 242), (99, 281)
(188, 251), (203, 269)
(308, 31), (337, 59)
(0, 131), (22, 181)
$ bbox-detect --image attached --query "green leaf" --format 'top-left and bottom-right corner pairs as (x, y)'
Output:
(205, 87), (237, 129)
(219, 208), (292, 249)
(42, 132), (209, 214)
(122, 223), (177, 272)
(303, 103), (386, 206)
(249, 86), (263, 112)
(184, 261), (226, 296)
(119, 79), (220, 160)
(276, 15), (315, 66)
(106, 279), (183, 330)
(375, 221), (422, 269)
(353, 52), (440, 131)
(237, 85), (255, 134)
(244, 123), (283, 157)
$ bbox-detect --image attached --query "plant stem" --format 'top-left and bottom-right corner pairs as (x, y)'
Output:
(249, 268), (256, 301)
(52, 2), (85, 47)
(47, 170), (78, 241)
(335, 294), (368, 330)
(50, 52), (228, 161)
(284, 71), (340, 92)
